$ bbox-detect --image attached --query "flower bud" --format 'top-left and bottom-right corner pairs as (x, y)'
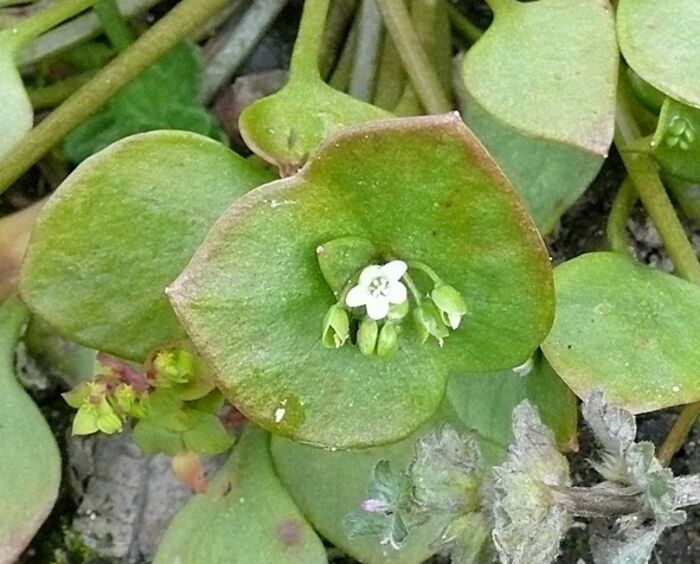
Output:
(153, 348), (196, 385)
(413, 302), (449, 346)
(387, 300), (409, 322)
(430, 284), (467, 330)
(357, 318), (379, 356)
(322, 304), (350, 348)
(96, 398), (124, 434)
(72, 405), (99, 435)
(376, 323), (400, 358)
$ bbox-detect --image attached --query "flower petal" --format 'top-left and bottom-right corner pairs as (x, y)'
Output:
(346, 285), (370, 307)
(447, 311), (462, 330)
(366, 296), (390, 320)
(386, 281), (407, 305)
(380, 260), (408, 282)
(359, 265), (383, 286)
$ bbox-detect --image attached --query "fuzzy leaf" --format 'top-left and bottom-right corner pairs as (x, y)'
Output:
(64, 42), (225, 163)
(0, 298), (61, 562)
(271, 412), (460, 564)
(20, 131), (273, 361)
(590, 522), (661, 564)
(168, 114), (554, 447)
(617, 0), (700, 108)
(492, 401), (571, 564)
(410, 425), (482, 514)
(459, 0), (617, 232)
(542, 252), (700, 412)
(154, 425), (327, 564)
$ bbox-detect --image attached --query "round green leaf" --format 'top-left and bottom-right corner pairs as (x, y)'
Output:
(168, 115), (554, 448)
(618, 0), (700, 109)
(0, 36), (32, 158)
(459, 0), (617, 232)
(447, 355), (578, 462)
(20, 131), (273, 361)
(0, 298), (61, 562)
(542, 252), (700, 412)
(155, 425), (327, 564)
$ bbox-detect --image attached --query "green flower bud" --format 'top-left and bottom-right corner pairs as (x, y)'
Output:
(322, 304), (350, 348)
(96, 398), (124, 434)
(376, 323), (400, 358)
(387, 300), (409, 321)
(153, 348), (196, 385)
(431, 284), (467, 330)
(62, 381), (92, 409)
(112, 383), (137, 413)
(413, 302), (449, 346)
(72, 404), (100, 435)
(357, 318), (379, 356)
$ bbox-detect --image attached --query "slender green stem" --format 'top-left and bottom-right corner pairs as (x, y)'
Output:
(615, 98), (700, 284)
(28, 69), (97, 109)
(328, 16), (357, 91)
(373, 31), (404, 110)
(5, 0), (98, 52)
(348, 0), (382, 102)
(18, 0), (165, 66)
(0, 0), (231, 196)
(658, 403), (700, 466)
(446, 4), (483, 44)
(616, 74), (700, 463)
(95, 0), (135, 51)
(408, 261), (442, 285)
(402, 272), (423, 305)
(318, 0), (357, 80)
(374, 0), (451, 114)
(289, 0), (329, 81)
(606, 177), (637, 254)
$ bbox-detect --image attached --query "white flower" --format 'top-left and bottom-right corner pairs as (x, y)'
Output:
(346, 261), (408, 320)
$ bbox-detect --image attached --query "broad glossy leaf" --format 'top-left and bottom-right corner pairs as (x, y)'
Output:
(617, 0), (700, 109)
(270, 413), (458, 564)
(447, 356), (578, 460)
(168, 114), (554, 448)
(20, 131), (273, 361)
(0, 35), (32, 158)
(459, 0), (617, 232)
(542, 252), (700, 412)
(154, 425), (327, 564)
(0, 297), (61, 562)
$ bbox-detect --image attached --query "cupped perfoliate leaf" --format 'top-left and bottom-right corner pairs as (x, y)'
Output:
(617, 0), (700, 109)
(168, 114), (554, 448)
(154, 425), (327, 564)
(20, 131), (273, 361)
(542, 252), (700, 412)
(0, 298), (61, 562)
(459, 0), (617, 232)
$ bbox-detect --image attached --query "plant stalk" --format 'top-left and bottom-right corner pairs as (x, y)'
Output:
(607, 177), (637, 254)
(4, 0), (98, 52)
(374, 0), (451, 114)
(0, 0), (232, 196)
(289, 0), (329, 81)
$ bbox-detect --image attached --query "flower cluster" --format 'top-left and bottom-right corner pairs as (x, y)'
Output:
(322, 258), (467, 357)
(62, 347), (199, 436)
